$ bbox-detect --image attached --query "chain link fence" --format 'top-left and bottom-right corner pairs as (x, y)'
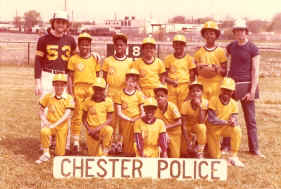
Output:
(0, 40), (280, 77)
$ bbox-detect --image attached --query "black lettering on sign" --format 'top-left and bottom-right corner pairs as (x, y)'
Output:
(109, 159), (119, 178)
(73, 158), (84, 177)
(132, 159), (143, 178)
(211, 161), (221, 180)
(158, 160), (168, 178)
(121, 159), (130, 178)
(199, 161), (208, 179)
(61, 158), (71, 177)
(97, 159), (107, 177)
(170, 160), (181, 178)
(85, 158), (94, 178)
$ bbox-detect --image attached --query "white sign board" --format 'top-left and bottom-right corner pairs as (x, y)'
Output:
(53, 156), (227, 181)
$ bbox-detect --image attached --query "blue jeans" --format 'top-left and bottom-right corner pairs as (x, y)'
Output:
(222, 99), (259, 153)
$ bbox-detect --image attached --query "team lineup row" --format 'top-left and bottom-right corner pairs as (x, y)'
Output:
(34, 10), (265, 167)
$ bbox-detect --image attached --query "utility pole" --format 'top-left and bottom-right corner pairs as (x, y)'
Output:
(64, 0), (67, 11)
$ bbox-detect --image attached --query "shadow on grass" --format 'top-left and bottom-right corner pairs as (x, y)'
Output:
(0, 135), (40, 162)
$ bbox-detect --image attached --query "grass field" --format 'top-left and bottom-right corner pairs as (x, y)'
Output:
(0, 65), (280, 189)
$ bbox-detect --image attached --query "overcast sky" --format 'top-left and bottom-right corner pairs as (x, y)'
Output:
(0, 0), (280, 22)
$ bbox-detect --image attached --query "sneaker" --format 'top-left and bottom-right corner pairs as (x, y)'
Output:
(221, 147), (230, 155)
(228, 156), (245, 168)
(195, 152), (204, 159)
(250, 151), (265, 158)
(50, 144), (56, 150)
(73, 145), (80, 155)
(35, 153), (50, 164)
(65, 149), (71, 156)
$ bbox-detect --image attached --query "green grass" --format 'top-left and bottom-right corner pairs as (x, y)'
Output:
(0, 66), (280, 189)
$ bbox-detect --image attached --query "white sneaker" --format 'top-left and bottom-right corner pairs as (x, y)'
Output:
(35, 153), (51, 164)
(228, 156), (245, 168)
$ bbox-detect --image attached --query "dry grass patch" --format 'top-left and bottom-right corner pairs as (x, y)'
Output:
(0, 66), (280, 189)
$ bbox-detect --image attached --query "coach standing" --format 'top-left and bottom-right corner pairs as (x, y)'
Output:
(34, 10), (76, 152)
(34, 10), (76, 97)
(222, 19), (265, 158)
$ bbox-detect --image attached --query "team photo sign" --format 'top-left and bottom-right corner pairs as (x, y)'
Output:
(53, 156), (227, 180)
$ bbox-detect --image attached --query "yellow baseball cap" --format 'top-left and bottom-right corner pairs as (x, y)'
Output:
(154, 84), (168, 94)
(201, 21), (221, 38)
(221, 77), (235, 91)
(126, 68), (140, 76)
(173, 34), (186, 43)
(142, 37), (156, 46)
(143, 97), (158, 107)
(78, 32), (92, 41)
(93, 77), (106, 88)
(53, 74), (67, 82)
(189, 81), (203, 90)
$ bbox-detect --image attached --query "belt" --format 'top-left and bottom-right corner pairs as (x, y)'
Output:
(236, 81), (251, 85)
(42, 68), (66, 74)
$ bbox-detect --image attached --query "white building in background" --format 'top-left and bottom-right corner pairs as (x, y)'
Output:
(166, 23), (202, 33)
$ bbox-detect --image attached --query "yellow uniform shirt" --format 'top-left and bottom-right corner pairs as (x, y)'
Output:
(131, 58), (166, 88)
(180, 98), (208, 125)
(155, 102), (181, 134)
(68, 54), (100, 84)
(102, 56), (133, 89)
(134, 118), (166, 148)
(164, 54), (196, 84)
(207, 96), (238, 124)
(82, 97), (114, 127)
(194, 47), (227, 82)
(40, 93), (75, 124)
(115, 89), (145, 118)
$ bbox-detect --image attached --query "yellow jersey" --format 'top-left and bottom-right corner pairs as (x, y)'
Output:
(82, 97), (114, 127)
(131, 57), (166, 88)
(164, 54), (196, 83)
(40, 92), (75, 124)
(207, 96), (238, 125)
(134, 118), (166, 148)
(194, 47), (227, 82)
(68, 54), (100, 84)
(155, 102), (181, 134)
(180, 98), (208, 125)
(102, 56), (133, 89)
(115, 89), (145, 118)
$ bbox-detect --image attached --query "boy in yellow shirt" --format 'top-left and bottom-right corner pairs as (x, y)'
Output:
(131, 37), (166, 97)
(164, 34), (196, 109)
(82, 78), (114, 156)
(180, 81), (207, 158)
(207, 77), (244, 167)
(194, 21), (227, 100)
(35, 74), (74, 164)
(102, 33), (132, 132)
(134, 98), (168, 158)
(154, 84), (182, 158)
(67, 32), (100, 154)
(116, 69), (145, 156)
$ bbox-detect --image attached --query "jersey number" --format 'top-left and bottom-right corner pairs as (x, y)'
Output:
(46, 45), (71, 61)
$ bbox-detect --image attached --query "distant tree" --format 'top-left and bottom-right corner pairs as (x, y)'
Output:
(221, 19), (234, 29)
(23, 10), (42, 30)
(13, 16), (22, 31)
(247, 20), (269, 33)
(193, 17), (214, 24)
(268, 12), (281, 33)
(169, 16), (186, 24)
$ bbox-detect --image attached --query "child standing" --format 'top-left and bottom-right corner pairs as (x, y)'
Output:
(68, 32), (100, 154)
(116, 69), (145, 156)
(134, 98), (168, 158)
